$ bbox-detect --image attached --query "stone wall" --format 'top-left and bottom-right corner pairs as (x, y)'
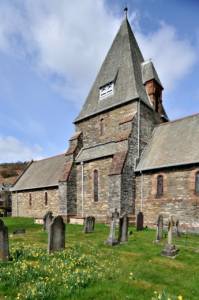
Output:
(12, 188), (60, 218)
(108, 174), (121, 214)
(121, 101), (163, 215)
(76, 158), (112, 222)
(67, 163), (77, 215)
(74, 100), (164, 222)
(135, 166), (199, 232)
(58, 182), (67, 215)
(76, 102), (137, 147)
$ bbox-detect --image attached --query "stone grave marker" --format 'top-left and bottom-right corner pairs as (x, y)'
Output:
(175, 219), (181, 237)
(118, 212), (129, 243)
(48, 216), (65, 253)
(13, 228), (26, 235)
(106, 209), (119, 246)
(112, 208), (119, 220)
(83, 216), (95, 233)
(43, 211), (53, 231)
(0, 219), (9, 261)
(162, 216), (179, 258)
(155, 215), (163, 242)
(136, 212), (144, 231)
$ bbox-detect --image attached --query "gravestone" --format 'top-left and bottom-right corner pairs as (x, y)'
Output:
(48, 216), (65, 253)
(175, 219), (181, 237)
(118, 213), (129, 243)
(43, 211), (53, 231)
(155, 215), (164, 242)
(0, 219), (9, 261)
(13, 229), (26, 235)
(106, 209), (119, 246)
(84, 216), (95, 233)
(162, 216), (179, 257)
(112, 208), (119, 220)
(136, 212), (144, 231)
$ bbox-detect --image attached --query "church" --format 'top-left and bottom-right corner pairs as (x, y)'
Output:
(12, 14), (199, 232)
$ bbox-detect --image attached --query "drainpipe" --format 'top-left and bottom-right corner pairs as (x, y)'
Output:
(140, 171), (143, 212)
(16, 192), (19, 217)
(137, 99), (141, 159)
(81, 161), (84, 218)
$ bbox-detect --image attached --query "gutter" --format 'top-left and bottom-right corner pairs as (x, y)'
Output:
(135, 161), (199, 173)
(137, 98), (141, 158)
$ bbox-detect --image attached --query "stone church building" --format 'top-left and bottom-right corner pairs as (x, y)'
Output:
(12, 15), (199, 231)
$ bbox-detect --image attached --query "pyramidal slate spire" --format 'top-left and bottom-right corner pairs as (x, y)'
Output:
(75, 16), (152, 123)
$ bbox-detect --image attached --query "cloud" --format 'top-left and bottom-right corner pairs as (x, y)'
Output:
(0, 136), (43, 163)
(135, 22), (197, 90)
(0, 0), (121, 106)
(0, 1), (197, 99)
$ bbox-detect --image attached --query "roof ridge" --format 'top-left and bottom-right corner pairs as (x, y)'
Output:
(156, 112), (199, 128)
(34, 153), (65, 163)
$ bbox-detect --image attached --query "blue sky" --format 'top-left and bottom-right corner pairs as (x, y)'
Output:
(0, 0), (199, 162)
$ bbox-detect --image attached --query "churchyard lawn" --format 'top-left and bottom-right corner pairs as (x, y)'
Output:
(0, 218), (199, 300)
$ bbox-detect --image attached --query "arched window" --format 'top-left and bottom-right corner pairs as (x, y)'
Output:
(157, 175), (163, 197)
(195, 172), (199, 194)
(29, 193), (32, 207)
(93, 170), (99, 202)
(44, 192), (48, 206)
(100, 118), (104, 136)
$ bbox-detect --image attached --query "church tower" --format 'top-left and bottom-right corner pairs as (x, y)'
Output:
(62, 12), (167, 222)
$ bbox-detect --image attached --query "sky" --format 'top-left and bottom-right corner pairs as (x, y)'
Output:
(0, 0), (199, 163)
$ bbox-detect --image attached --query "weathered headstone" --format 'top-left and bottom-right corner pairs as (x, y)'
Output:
(118, 212), (129, 243)
(175, 219), (181, 237)
(136, 212), (144, 231)
(162, 216), (179, 257)
(48, 216), (65, 253)
(83, 216), (95, 233)
(13, 228), (26, 235)
(106, 209), (119, 246)
(112, 208), (119, 220)
(0, 219), (9, 261)
(155, 215), (164, 242)
(43, 211), (53, 231)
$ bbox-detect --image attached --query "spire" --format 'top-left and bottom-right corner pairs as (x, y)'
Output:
(75, 16), (152, 123)
(124, 6), (128, 19)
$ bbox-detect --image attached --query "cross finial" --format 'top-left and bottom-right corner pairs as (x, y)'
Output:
(124, 6), (128, 19)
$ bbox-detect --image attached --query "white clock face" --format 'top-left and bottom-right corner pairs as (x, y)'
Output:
(99, 82), (114, 100)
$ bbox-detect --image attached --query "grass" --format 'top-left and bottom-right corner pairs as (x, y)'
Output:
(0, 217), (199, 300)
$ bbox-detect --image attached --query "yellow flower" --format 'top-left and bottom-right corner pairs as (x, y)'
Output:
(178, 296), (183, 300)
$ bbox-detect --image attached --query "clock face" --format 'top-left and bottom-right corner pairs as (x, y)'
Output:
(99, 82), (114, 100)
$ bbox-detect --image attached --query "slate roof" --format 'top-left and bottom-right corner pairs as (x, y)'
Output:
(76, 141), (128, 163)
(12, 154), (67, 191)
(109, 151), (128, 175)
(75, 18), (152, 123)
(141, 60), (163, 88)
(136, 114), (199, 171)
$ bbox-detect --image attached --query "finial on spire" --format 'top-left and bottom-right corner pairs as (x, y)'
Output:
(124, 6), (128, 19)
